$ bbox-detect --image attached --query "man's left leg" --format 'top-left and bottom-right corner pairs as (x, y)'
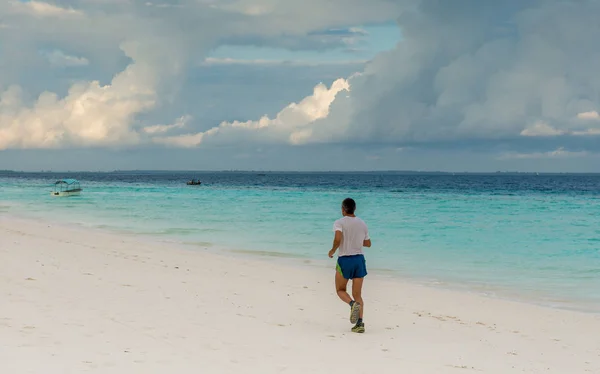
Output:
(335, 264), (360, 323)
(350, 255), (367, 333)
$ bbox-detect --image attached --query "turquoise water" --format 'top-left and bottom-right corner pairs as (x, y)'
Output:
(1, 172), (599, 312)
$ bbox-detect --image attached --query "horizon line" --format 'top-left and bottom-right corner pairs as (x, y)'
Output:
(2, 169), (600, 175)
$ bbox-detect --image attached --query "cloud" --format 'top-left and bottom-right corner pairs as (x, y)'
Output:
(209, 0), (404, 52)
(216, 0), (600, 149)
(154, 78), (350, 147)
(143, 115), (191, 134)
(41, 50), (90, 67)
(0, 0), (401, 150)
(305, 0), (600, 148)
(10, 1), (83, 18)
(201, 57), (366, 66)
(4, 0), (600, 160)
(573, 129), (600, 136)
(577, 111), (600, 121)
(520, 116), (600, 138)
(497, 147), (590, 160)
(144, 2), (185, 9)
(145, 0), (600, 154)
(309, 27), (368, 37)
(210, 0), (401, 22)
(0, 39), (179, 149)
(520, 121), (565, 137)
(307, 27), (370, 47)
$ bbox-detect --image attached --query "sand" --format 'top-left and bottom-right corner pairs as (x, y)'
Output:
(1, 215), (599, 373)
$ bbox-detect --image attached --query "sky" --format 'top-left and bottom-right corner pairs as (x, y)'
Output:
(1, 0), (600, 172)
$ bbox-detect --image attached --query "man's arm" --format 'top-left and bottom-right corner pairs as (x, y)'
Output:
(328, 230), (342, 258)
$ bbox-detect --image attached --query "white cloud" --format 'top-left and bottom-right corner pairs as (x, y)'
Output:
(577, 111), (600, 121)
(519, 116), (600, 138)
(498, 147), (589, 160)
(42, 50), (90, 67)
(520, 121), (565, 137)
(0, 42), (162, 149)
(10, 1), (83, 18)
(573, 128), (600, 136)
(143, 115), (191, 134)
(145, 2), (185, 8)
(348, 27), (368, 35)
(154, 78), (349, 147)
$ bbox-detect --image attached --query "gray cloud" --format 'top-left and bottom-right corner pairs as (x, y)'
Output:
(308, 0), (600, 150)
(0, 0), (401, 150)
(156, 0), (600, 158)
(496, 147), (590, 160)
(3, 144), (600, 172)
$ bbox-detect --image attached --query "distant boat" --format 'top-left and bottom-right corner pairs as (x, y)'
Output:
(51, 179), (82, 197)
(186, 179), (202, 186)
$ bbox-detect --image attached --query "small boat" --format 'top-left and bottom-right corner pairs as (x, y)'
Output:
(186, 179), (202, 186)
(51, 179), (82, 197)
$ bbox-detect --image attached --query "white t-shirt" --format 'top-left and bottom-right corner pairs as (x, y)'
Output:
(333, 216), (370, 257)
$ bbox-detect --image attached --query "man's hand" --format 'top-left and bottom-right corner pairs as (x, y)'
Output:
(329, 230), (342, 258)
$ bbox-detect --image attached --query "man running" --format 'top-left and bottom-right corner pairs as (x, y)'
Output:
(328, 198), (371, 333)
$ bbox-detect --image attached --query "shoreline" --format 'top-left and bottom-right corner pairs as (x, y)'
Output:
(3, 210), (600, 315)
(2, 214), (599, 373)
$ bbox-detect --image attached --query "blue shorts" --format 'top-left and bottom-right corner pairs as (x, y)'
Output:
(336, 254), (367, 279)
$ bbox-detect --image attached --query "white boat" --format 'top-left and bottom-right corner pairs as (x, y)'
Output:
(51, 179), (82, 197)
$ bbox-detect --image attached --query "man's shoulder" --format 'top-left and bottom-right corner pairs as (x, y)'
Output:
(355, 217), (369, 228)
(354, 216), (367, 224)
(333, 217), (345, 230)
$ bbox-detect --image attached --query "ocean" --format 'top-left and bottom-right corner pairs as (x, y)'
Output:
(1, 171), (599, 312)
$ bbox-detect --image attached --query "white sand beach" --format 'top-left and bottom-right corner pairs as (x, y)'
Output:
(1, 215), (599, 374)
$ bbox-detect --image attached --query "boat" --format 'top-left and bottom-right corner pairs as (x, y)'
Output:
(51, 179), (82, 196)
(186, 179), (202, 186)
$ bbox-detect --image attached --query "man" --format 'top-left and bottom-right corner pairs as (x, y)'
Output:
(328, 198), (371, 333)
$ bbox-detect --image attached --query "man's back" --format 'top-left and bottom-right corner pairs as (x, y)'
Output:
(333, 216), (370, 257)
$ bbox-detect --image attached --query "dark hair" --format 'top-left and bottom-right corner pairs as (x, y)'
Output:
(342, 198), (356, 214)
